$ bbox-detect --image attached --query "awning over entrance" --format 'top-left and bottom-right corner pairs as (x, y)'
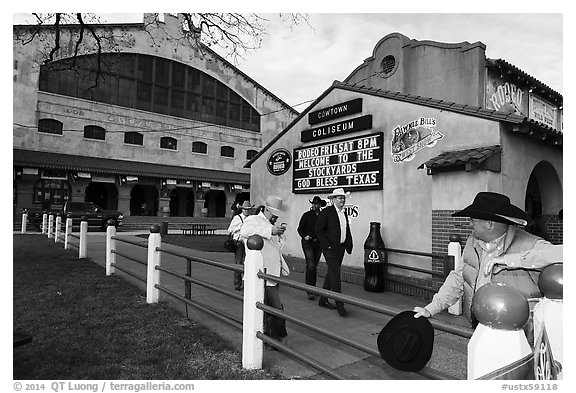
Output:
(418, 145), (501, 175)
(13, 148), (250, 185)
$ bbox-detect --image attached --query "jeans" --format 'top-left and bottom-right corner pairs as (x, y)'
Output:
(320, 244), (346, 307)
(233, 241), (245, 288)
(301, 240), (322, 293)
(264, 284), (287, 339)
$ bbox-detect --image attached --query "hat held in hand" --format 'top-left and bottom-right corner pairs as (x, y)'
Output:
(377, 311), (434, 372)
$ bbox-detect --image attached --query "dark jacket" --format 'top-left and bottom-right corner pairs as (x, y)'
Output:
(315, 205), (353, 254)
(297, 210), (321, 241)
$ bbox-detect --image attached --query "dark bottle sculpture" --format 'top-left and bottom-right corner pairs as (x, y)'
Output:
(363, 222), (387, 292)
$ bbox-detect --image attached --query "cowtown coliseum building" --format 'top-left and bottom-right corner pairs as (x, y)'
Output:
(246, 33), (563, 298)
(13, 14), (296, 219)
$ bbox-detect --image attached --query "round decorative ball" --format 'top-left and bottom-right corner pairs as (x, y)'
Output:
(246, 235), (264, 250)
(472, 282), (529, 330)
(80, 216), (88, 222)
(106, 219), (116, 227)
(150, 224), (161, 233)
(538, 263), (563, 300)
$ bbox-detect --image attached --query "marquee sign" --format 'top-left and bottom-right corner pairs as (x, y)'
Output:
(308, 98), (363, 125)
(301, 115), (372, 143)
(293, 132), (383, 194)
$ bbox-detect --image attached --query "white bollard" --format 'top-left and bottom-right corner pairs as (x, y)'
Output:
(79, 219), (88, 258)
(146, 225), (162, 303)
(242, 236), (265, 370)
(21, 212), (27, 233)
(42, 213), (47, 234)
(106, 223), (117, 276)
(54, 216), (62, 243)
(64, 218), (72, 249)
(47, 214), (54, 239)
(448, 234), (463, 315)
(468, 283), (532, 379)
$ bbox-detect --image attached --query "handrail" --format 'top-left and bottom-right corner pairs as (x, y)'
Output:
(111, 250), (147, 266)
(258, 271), (474, 339)
(111, 236), (148, 248)
(156, 246), (243, 273)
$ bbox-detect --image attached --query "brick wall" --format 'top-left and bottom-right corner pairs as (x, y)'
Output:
(543, 214), (563, 244)
(432, 210), (472, 271)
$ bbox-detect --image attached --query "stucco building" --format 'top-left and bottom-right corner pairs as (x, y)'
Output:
(247, 33), (562, 297)
(13, 14), (297, 219)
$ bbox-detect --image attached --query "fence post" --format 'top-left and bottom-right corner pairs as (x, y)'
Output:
(41, 212), (48, 234)
(21, 211), (27, 234)
(54, 215), (62, 243)
(448, 234), (462, 316)
(242, 235), (265, 370)
(146, 224), (162, 304)
(106, 220), (117, 276)
(64, 217), (72, 249)
(79, 216), (88, 258)
(47, 214), (54, 239)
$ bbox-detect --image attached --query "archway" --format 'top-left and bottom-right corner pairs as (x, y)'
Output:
(204, 190), (227, 217)
(169, 189), (180, 217)
(186, 190), (195, 217)
(524, 161), (562, 217)
(85, 182), (118, 209)
(130, 185), (159, 216)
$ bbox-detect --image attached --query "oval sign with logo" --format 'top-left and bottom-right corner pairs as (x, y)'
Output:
(267, 148), (292, 176)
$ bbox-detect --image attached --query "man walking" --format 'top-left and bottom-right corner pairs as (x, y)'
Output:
(315, 188), (353, 317)
(297, 196), (326, 300)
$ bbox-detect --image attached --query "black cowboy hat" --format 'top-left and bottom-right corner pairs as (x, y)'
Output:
(377, 311), (434, 372)
(309, 196), (327, 207)
(452, 192), (532, 226)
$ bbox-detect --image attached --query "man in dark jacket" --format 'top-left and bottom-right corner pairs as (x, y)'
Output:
(315, 188), (353, 317)
(297, 196), (327, 300)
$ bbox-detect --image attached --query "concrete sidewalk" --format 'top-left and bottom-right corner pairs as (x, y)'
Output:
(76, 231), (470, 380)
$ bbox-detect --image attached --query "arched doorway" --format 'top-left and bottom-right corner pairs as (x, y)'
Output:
(85, 182), (118, 209)
(169, 189), (180, 217)
(524, 161), (562, 217)
(204, 190), (227, 217)
(130, 185), (159, 216)
(186, 190), (195, 217)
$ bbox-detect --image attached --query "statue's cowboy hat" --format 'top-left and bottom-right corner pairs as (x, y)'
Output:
(239, 200), (254, 210)
(327, 188), (351, 199)
(309, 196), (327, 207)
(261, 195), (284, 216)
(377, 311), (434, 372)
(452, 192), (531, 226)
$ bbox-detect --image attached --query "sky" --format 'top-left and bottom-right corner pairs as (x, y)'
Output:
(11, 9), (564, 113)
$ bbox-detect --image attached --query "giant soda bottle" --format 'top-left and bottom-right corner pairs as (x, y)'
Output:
(363, 222), (387, 292)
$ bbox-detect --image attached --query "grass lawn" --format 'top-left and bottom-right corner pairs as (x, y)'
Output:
(13, 235), (285, 380)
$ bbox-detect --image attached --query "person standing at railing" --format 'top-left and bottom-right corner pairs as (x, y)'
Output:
(240, 196), (290, 347)
(228, 200), (254, 291)
(315, 188), (353, 317)
(297, 196), (327, 300)
(413, 192), (561, 342)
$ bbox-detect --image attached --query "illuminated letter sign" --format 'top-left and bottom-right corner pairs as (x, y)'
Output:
(293, 132), (383, 194)
(308, 98), (363, 125)
(301, 115), (372, 143)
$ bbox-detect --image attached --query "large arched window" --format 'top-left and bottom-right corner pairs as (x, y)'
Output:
(38, 118), (63, 135)
(39, 53), (261, 132)
(221, 146), (235, 158)
(84, 125), (106, 140)
(192, 141), (207, 154)
(160, 136), (178, 150)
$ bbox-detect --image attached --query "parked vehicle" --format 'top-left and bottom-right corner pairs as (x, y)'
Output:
(25, 202), (123, 231)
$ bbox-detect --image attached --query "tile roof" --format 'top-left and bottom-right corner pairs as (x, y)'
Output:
(418, 145), (501, 172)
(13, 149), (250, 184)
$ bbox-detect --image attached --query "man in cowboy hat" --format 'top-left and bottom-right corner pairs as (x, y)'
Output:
(240, 196), (290, 344)
(315, 188), (353, 317)
(298, 196), (327, 300)
(414, 192), (560, 333)
(227, 200), (254, 290)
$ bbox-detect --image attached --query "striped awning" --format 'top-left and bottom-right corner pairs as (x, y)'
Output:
(13, 148), (250, 184)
